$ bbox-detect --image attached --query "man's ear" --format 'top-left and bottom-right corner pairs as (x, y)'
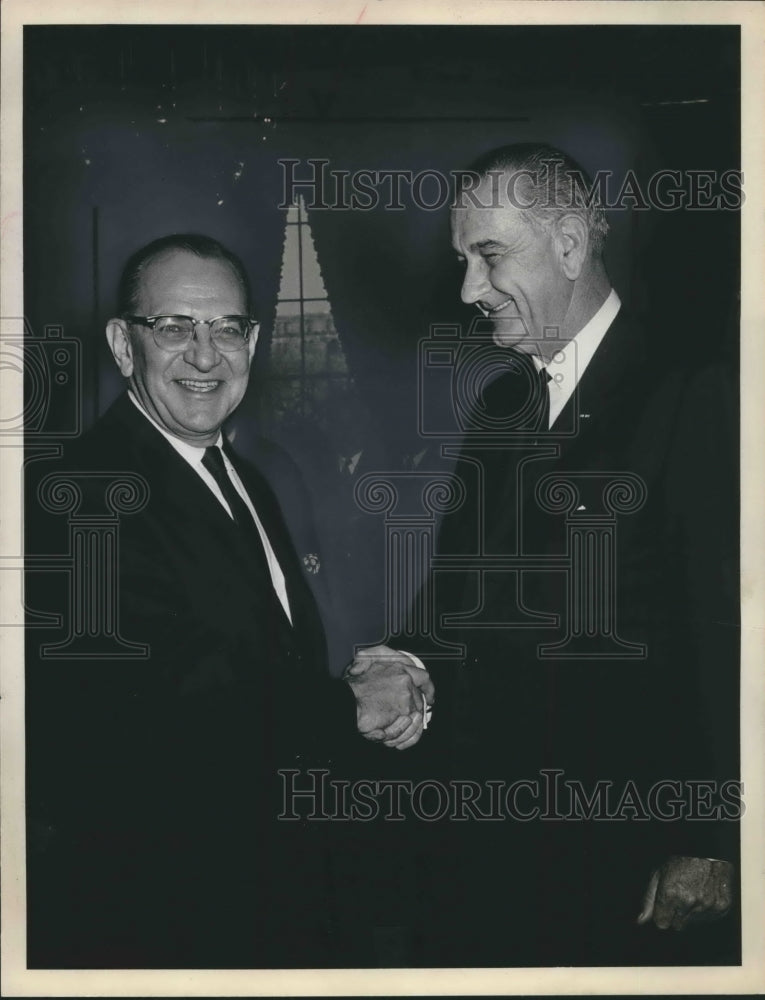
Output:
(247, 322), (260, 365)
(105, 319), (134, 377)
(554, 214), (589, 280)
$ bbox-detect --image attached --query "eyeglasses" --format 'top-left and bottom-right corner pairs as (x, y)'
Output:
(124, 315), (257, 352)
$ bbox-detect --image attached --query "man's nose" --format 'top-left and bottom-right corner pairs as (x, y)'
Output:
(183, 325), (221, 370)
(460, 260), (492, 305)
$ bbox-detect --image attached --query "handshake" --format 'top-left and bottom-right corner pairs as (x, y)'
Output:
(344, 644), (435, 751)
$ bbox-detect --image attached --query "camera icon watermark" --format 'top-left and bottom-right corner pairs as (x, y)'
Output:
(418, 315), (579, 441)
(1, 318), (84, 632)
(0, 316), (82, 442)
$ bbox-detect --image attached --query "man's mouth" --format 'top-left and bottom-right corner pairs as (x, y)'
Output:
(175, 379), (222, 393)
(478, 296), (516, 316)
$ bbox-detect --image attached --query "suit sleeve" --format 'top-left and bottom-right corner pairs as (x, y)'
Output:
(662, 363), (740, 860)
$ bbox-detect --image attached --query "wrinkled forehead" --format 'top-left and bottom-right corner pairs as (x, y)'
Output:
(136, 249), (246, 315)
(450, 196), (528, 251)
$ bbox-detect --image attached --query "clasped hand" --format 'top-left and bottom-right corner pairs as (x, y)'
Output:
(345, 644), (435, 750)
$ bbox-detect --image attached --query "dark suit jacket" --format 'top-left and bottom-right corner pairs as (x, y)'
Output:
(25, 393), (359, 968)
(407, 309), (740, 965)
(292, 438), (395, 671)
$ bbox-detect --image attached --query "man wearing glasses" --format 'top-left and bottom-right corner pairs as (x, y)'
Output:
(26, 234), (431, 968)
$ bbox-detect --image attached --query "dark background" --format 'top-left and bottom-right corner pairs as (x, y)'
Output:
(24, 24), (740, 453)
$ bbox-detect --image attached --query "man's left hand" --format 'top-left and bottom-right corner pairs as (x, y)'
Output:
(637, 856), (733, 931)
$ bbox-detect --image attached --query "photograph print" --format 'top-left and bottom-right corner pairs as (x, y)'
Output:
(4, 7), (759, 990)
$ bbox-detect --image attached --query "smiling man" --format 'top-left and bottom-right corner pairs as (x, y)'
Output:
(446, 144), (739, 964)
(108, 240), (257, 444)
(363, 144), (740, 966)
(25, 234), (432, 968)
(451, 149), (612, 364)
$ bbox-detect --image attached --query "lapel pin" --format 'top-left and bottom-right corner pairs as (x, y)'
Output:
(303, 553), (320, 574)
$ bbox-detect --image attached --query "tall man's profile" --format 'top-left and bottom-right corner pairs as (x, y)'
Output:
(361, 143), (739, 967)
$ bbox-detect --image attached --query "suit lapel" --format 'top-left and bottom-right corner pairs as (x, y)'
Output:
(224, 441), (326, 650)
(470, 311), (648, 555)
(108, 396), (241, 536)
(106, 396), (291, 612)
(555, 309), (648, 456)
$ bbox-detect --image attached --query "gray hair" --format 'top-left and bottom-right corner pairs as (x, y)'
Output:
(458, 142), (609, 256)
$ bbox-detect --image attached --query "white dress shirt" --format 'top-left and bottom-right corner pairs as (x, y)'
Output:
(532, 288), (622, 428)
(127, 392), (292, 622)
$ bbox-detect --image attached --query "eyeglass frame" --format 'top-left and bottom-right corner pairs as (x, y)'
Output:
(123, 314), (258, 352)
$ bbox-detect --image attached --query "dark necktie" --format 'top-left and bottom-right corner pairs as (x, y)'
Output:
(537, 365), (552, 432)
(202, 445), (274, 590)
(475, 351), (552, 436)
(483, 352), (550, 432)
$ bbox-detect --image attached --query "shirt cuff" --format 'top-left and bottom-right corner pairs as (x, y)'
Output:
(397, 649), (433, 730)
